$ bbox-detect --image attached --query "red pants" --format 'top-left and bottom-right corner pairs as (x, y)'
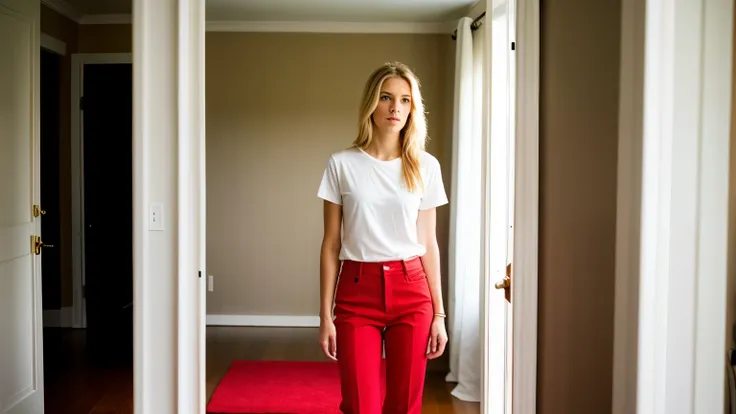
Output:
(334, 256), (433, 414)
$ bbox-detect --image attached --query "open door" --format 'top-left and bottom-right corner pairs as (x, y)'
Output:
(483, 0), (517, 412)
(0, 0), (45, 412)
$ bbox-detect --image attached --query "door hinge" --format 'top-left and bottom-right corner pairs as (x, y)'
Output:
(79, 96), (85, 110)
(511, 41), (516, 51)
(82, 285), (86, 298)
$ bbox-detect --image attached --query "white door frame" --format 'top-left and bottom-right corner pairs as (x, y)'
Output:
(70, 52), (133, 329)
(510, 0), (539, 412)
(612, 0), (734, 412)
(482, 0), (539, 413)
(131, 0), (206, 412)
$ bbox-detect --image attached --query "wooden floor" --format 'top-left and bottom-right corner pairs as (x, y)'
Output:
(43, 326), (479, 413)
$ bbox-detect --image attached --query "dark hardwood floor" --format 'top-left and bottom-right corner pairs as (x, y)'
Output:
(43, 326), (480, 414)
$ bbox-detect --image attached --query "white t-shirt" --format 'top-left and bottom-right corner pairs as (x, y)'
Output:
(317, 146), (449, 262)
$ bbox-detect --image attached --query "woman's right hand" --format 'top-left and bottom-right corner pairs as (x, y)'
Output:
(319, 317), (338, 361)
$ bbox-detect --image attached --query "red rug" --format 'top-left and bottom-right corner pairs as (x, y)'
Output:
(206, 360), (386, 414)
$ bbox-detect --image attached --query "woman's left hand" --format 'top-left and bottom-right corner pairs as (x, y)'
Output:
(427, 316), (448, 359)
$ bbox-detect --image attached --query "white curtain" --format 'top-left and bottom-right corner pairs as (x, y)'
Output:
(445, 16), (485, 402)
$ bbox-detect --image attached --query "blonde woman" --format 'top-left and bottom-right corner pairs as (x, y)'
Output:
(317, 61), (449, 414)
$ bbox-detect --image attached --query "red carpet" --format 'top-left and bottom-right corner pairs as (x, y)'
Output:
(206, 360), (386, 413)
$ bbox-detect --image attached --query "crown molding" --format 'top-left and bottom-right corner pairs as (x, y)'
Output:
(79, 14), (132, 24)
(41, 0), (83, 22)
(67, 11), (458, 35)
(205, 20), (457, 34)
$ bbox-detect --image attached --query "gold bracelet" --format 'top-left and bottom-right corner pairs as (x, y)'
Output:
(434, 313), (447, 318)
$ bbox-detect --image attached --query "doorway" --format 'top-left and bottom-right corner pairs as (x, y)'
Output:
(39, 50), (135, 412)
(40, 47), (63, 327)
(77, 59), (134, 363)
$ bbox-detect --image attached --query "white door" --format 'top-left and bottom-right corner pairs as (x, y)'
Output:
(485, 0), (517, 412)
(0, 0), (45, 413)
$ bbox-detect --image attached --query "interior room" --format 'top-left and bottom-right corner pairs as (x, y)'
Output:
(10, 0), (701, 412)
(37, 0), (493, 412)
(201, 0), (483, 411)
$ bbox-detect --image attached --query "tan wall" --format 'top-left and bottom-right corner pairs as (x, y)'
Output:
(538, 0), (621, 411)
(40, 5), (78, 308)
(78, 24), (132, 53)
(727, 4), (736, 411)
(204, 32), (455, 316)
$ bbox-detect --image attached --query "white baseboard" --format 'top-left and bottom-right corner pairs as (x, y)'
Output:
(43, 306), (73, 327)
(206, 314), (320, 327)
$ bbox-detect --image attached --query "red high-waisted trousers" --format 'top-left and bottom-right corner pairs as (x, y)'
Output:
(333, 256), (433, 414)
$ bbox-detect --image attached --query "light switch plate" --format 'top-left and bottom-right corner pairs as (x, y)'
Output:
(149, 202), (164, 231)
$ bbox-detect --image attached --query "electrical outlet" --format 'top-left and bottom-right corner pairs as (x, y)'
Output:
(208, 275), (214, 292)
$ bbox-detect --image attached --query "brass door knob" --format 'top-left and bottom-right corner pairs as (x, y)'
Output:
(494, 276), (510, 290)
(31, 236), (54, 255)
(32, 205), (46, 217)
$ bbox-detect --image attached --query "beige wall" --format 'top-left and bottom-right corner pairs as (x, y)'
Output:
(538, 0), (621, 412)
(204, 32), (455, 316)
(727, 4), (736, 411)
(78, 24), (132, 53)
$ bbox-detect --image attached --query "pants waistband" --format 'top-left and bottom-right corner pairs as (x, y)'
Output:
(342, 256), (423, 277)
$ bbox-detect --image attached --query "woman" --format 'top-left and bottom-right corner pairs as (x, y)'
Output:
(317, 61), (449, 414)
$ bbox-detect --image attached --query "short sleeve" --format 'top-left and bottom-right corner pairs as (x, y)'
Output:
(419, 157), (449, 210)
(317, 155), (342, 205)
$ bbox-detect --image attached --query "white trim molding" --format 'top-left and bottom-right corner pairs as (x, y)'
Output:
(617, 0), (734, 413)
(40, 33), (66, 56)
(70, 53), (133, 330)
(205, 20), (456, 34)
(206, 314), (321, 327)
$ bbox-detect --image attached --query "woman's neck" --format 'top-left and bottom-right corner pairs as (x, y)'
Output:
(366, 130), (401, 161)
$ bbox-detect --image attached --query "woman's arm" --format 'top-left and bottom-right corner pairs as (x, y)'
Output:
(320, 200), (343, 321)
(417, 208), (445, 315)
(417, 207), (448, 359)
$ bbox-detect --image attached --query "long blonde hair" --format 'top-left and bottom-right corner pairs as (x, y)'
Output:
(353, 62), (428, 193)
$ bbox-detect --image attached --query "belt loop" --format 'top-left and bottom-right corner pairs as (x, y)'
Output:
(355, 262), (363, 283)
(400, 259), (408, 275)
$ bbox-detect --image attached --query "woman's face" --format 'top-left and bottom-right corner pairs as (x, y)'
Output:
(372, 76), (412, 134)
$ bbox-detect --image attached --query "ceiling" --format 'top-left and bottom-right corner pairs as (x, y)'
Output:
(59, 0), (478, 22)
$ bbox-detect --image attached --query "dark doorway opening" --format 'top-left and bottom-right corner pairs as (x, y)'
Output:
(40, 48), (62, 316)
(81, 62), (134, 365)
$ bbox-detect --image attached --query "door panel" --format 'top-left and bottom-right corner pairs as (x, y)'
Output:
(82, 62), (133, 364)
(0, 0), (44, 412)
